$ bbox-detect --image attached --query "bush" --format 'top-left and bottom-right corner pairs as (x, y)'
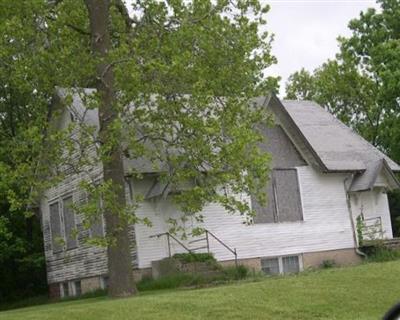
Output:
(137, 265), (251, 291)
(365, 246), (400, 263)
(137, 273), (210, 291)
(320, 260), (336, 269)
(222, 265), (249, 280)
(172, 252), (216, 263)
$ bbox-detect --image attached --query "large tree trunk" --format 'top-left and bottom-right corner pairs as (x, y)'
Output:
(85, 0), (136, 297)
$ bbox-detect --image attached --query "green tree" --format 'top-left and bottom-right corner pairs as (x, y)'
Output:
(285, 0), (400, 236)
(286, 0), (400, 154)
(0, 0), (277, 297)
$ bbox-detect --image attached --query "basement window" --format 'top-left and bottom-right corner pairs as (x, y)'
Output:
(100, 276), (109, 290)
(74, 281), (82, 296)
(61, 282), (69, 298)
(282, 256), (300, 274)
(261, 255), (302, 275)
(261, 258), (280, 275)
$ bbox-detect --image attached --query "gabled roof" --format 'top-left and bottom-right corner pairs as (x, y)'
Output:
(54, 89), (400, 190)
(262, 94), (400, 191)
(349, 159), (400, 192)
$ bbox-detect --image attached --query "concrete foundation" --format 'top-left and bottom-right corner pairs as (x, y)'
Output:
(219, 257), (262, 272)
(81, 276), (102, 294)
(302, 248), (362, 269)
(48, 247), (363, 299)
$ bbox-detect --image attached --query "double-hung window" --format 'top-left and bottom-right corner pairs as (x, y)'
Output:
(49, 195), (78, 253)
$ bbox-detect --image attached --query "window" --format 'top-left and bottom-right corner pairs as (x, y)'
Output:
(60, 281), (81, 298)
(90, 213), (104, 238)
(253, 169), (303, 223)
(74, 281), (82, 296)
(61, 282), (69, 298)
(87, 194), (104, 238)
(49, 202), (63, 253)
(252, 179), (277, 223)
(63, 196), (77, 250)
(261, 255), (302, 275)
(261, 258), (280, 275)
(100, 276), (109, 290)
(282, 256), (300, 274)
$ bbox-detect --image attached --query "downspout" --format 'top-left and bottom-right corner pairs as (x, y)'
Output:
(344, 175), (367, 258)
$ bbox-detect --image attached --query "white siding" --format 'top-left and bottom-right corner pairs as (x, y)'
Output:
(350, 189), (393, 240)
(135, 166), (357, 268)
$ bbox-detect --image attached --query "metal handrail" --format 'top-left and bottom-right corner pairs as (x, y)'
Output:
(150, 229), (238, 267)
(205, 229), (238, 267)
(149, 232), (192, 257)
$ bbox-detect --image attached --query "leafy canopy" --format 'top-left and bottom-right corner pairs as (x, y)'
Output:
(0, 0), (277, 243)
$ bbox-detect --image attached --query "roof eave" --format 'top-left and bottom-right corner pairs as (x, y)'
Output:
(268, 94), (329, 173)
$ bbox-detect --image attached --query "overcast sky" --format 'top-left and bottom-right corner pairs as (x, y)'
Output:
(126, 0), (379, 96)
(265, 0), (378, 96)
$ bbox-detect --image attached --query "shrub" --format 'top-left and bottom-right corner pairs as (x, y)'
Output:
(365, 246), (400, 263)
(137, 274), (205, 291)
(320, 260), (336, 269)
(172, 252), (216, 263)
(222, 265), (249, 280)
(136, 265), (251, 291)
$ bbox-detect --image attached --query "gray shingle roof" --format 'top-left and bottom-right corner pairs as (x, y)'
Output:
(269, 98), (400, 191)
(279, 99), (400, 173)
(54, 89), (400, 191)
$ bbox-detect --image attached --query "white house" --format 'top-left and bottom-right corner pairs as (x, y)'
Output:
(40, 92), (400, 298)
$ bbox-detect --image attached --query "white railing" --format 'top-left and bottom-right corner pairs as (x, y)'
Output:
(361, 216), (384, 241)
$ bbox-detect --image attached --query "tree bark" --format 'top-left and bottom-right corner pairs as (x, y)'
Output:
(85, 0), (136, 297)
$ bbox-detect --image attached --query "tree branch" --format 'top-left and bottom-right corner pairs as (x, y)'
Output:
(65, 22), (91, 36)
(113, 0), (136, 31)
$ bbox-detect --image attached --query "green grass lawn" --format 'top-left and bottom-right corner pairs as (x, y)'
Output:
(2, 261), (400, 320)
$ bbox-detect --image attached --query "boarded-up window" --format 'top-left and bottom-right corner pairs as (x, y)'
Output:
(63, 196), (77, 250)
(49, 202), (63, 253)
(274, 169), (303, 222)
(252, 176), (277, 223)
(253, 169), (303, 223)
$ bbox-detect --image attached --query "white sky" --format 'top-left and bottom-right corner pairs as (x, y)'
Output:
(265, 0), (378, 96)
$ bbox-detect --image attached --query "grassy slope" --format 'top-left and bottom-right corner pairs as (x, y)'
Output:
(2, 261), (400, 320)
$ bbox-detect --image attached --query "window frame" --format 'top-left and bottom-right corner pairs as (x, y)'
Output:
(49, 200), (63, 254)
(62, 194), (78, 250)
(261, 254), (303, 275)
(60, 280), (81, 298)
(273, 168), (304, 223)
(48, 191), (78, 254)
(81, 187), (105, 239)
(253, 167), (304, 224)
